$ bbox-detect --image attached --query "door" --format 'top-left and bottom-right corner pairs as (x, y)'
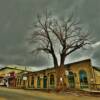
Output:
(31, 76), (34, 88)
(37, 76), (40, 88)
(79, 70), (88, 88)
(68, 72), (75, 88)
(43, 76), (47, 88)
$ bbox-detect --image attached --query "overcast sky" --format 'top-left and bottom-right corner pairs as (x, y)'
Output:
(0, 0), (100, 68)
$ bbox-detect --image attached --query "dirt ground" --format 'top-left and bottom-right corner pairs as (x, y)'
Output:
(0, 97), (6, 100)
(0, 87), (100, 100)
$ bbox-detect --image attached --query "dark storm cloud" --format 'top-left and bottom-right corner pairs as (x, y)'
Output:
(0, 0), (50, 66)
(75, 0), (100, 41)
(71, 0), (100, 67)
(0, 0), (100, 67)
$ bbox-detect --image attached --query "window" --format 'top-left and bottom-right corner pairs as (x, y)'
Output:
(50, 74), (55, 85)
(79, 70), (88, 88)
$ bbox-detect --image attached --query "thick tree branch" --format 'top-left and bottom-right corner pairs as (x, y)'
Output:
(29, 11), (91, 68)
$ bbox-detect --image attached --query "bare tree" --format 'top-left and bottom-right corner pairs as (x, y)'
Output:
(29, 12), (90, 68)
(28, 11), (91, 90)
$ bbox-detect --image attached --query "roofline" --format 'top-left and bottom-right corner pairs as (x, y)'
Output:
(93, 66), (100, 71)
(0, 59), (91, 73)
(65, 59), (91, 66)
(28, 59), (91, 73)
(0, 67), (25, 71)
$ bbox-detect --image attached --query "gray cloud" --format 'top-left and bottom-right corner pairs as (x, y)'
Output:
(0, 0), (100, 67)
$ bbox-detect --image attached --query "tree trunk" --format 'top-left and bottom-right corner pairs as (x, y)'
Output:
(56, 65), (66, 91)
(60, 53), (66, 67)
(56, 54), (66, 91)
(52, 52), (58, 68)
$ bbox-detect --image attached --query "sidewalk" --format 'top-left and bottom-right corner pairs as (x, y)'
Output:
(6, 87), (100, 97)
(81, 89), (100, 96)
(24, 87), (100, 96)
(82, 89), (100, 93)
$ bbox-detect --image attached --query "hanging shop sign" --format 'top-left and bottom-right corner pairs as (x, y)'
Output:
(23, 76), (27, 80)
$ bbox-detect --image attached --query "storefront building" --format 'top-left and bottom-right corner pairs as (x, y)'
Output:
(16, 59), (100, 90)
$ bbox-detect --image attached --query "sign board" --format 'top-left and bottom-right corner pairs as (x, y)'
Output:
(23, 76), (27, 80)
(65, 70), (69, 76)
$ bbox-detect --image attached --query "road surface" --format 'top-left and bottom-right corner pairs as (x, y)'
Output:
(0, 87), (99, 100)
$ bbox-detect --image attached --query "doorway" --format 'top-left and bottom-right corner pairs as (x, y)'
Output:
(43, 76), (47, 88)
(68, 72), (75, 88)
(79, 70), (88, 88)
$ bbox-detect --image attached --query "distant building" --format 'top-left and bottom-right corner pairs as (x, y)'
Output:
(6, 65), (33, 71)
(0, 65), (31, 87)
